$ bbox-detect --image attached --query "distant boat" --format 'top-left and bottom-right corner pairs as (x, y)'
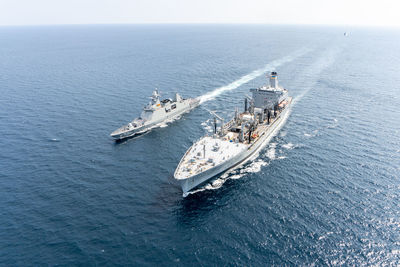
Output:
(344, 32), (349, 37)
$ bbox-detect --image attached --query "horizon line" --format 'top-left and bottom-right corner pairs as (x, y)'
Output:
(0, 22), (398, 29)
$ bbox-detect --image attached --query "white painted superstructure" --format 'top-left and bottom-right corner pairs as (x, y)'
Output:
(174, 72), (292, 195)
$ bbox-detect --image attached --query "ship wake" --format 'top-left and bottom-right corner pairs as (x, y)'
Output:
(293, 45), (343, 105)
(199, 47), (312, 104)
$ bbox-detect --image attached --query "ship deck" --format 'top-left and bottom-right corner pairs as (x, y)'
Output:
(175, 97), (292, 180)
(175, 136), (247, 179)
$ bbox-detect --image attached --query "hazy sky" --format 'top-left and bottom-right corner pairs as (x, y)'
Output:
(1, 0), (399, 27)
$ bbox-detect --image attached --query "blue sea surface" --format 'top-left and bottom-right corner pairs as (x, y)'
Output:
(1, 25), (400, 265)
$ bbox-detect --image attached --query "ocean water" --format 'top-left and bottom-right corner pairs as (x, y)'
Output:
(1, 25), (400, 265)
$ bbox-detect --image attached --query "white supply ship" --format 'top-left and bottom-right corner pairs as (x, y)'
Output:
(111, 90), (200, 140)
(174, 72), (292, 195)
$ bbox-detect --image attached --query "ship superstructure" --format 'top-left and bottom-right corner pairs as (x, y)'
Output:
(111, 90), (199, 140)
(174, 72), (292, 195)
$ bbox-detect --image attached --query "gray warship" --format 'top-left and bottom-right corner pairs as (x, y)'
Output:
(111, 90), (200, 140)
(174, 72), (292, 195)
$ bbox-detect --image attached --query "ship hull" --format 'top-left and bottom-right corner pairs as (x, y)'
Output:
(177, 103), (291, 194)
(111, 99), (199, 140)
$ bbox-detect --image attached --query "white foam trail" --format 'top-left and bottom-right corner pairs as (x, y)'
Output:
(282, 142), (294, 150)
(210, 179), (224, 188)
(200, 118), (214, 133)
(182, 180), (223, 197)
(266, 143), (277, 160)
(293, 46), (342, 105)
(199, 48), (311, 104)
(241, 159), (269, 174)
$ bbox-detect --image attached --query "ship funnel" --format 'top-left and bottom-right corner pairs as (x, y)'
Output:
(269, 72), (278, 88)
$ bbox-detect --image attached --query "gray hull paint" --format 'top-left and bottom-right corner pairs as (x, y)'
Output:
(112, 103), (196, 140)
(178, 105), (291, 194)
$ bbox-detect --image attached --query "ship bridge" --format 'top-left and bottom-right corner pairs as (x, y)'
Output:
(250, 72), (288, 109)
